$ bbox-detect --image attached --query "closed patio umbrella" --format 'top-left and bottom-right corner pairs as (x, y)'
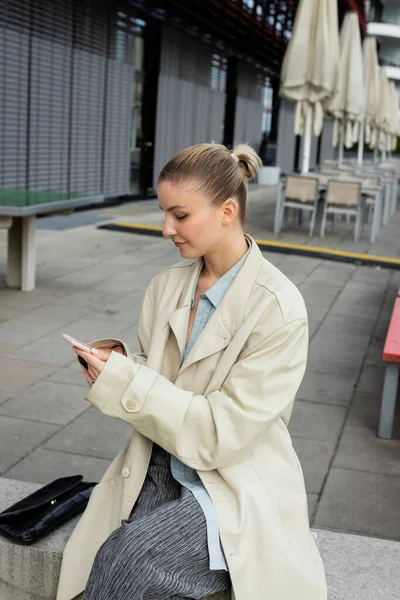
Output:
(280, 0), (339, 173)
(328, 12), (364, 166)
(389, 81), (399, 152)
(362, 37), (380, 160)
(377, 68), (392, 156)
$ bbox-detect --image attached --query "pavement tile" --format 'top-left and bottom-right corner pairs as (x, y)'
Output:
(89, 276), (144, 296)
(333, 425), (400, 475)
(17, 304), (90, 326)
(289, 401), (346, 444)
(4, 447), (111, 484)
(0, 316), (64, 346)
(318, 314), (378, 336)
(357, 364), (385, 394)
(297, 369), (357, 406)
(291, 436), (335, 494)
(0, 415), (60, 473)
(364, 336), (385, 368)
(307, 493), (319, 520)
(0, 342), (19, 355)
(329, 300), (383, 320)
(51, 289), (121, 310)
(347, 390), (400, 437)
(0, 356), (58, 396)
(46, 362), (89, 387)
(307, 319), (321, 340)
(0, 381), (89, 425)
(314, 467), (400, 540)
(44, 406), (132, 460)
(9, 319), (130, 366)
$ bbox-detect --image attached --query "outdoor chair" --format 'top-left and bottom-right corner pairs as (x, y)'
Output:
(320, 180), (363, 242)
(352, 173), (381, 223)
(274, 174), (319, 235)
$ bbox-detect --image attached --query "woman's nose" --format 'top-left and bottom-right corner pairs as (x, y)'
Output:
(162, 216), (177, 238)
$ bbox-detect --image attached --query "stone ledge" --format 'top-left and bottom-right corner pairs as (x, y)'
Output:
(1, 478), (400, 599)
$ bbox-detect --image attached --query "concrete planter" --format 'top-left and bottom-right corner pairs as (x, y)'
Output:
(258, 166), (280, 185)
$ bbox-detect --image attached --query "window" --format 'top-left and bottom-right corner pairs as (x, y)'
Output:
(211, 54), (228, 92)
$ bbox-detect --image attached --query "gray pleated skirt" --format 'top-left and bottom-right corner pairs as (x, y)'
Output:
(83, 444), (231, 600)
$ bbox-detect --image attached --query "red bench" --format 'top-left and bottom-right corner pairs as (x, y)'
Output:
(378, 293), (400, 438)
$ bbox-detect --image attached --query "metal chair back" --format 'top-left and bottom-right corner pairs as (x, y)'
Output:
(285, 175), (318, 204)
(326, 180), (361, 208)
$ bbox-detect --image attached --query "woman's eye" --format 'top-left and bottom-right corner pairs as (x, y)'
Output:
(176, 215), (187, 220)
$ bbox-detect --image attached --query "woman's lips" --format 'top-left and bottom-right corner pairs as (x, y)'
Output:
(174, 241), (185, 247)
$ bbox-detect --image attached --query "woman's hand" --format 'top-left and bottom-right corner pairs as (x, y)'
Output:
(73, 346), (124, 386)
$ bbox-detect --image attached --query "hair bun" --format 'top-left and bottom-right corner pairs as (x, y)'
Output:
(231, 144), (262, 180)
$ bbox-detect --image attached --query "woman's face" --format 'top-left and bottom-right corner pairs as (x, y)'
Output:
(158, 181), (234, 259)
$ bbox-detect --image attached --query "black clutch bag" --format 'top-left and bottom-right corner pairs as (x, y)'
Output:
(0, 475), (97, 545)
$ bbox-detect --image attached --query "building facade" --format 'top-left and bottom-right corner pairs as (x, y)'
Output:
(0, 0), (297, 201)
(367, 0), (400, 96)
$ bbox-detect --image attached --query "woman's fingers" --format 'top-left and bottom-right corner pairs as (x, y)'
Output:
(81, 366), (93, 386)
(73, 348), (106, 374)
(87, 365), (98, 381)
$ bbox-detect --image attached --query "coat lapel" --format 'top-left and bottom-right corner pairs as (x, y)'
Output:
(160, 259), (203, 365)
(178, 235), (263, 376)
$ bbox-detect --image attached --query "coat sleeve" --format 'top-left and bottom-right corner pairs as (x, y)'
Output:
(86, 317), (308, 471)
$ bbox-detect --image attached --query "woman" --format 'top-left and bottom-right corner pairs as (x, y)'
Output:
(56, 144), (327, 600)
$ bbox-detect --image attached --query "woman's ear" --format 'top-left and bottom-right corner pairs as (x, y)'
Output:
(221, 198), (238, 224)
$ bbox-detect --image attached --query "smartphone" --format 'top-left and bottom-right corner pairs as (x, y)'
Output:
(62, 334), (92, 352)
(62, 334), (92, 369)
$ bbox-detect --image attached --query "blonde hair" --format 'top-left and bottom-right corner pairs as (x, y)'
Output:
(158, 143), (262, 223)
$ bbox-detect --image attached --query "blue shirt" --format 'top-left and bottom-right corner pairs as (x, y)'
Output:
(171, 241), (250, 571)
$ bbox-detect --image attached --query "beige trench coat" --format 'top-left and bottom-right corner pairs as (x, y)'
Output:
(56, 235), (327, 600)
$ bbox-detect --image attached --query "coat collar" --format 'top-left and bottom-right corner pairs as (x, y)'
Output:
(163, 234), (264, 375)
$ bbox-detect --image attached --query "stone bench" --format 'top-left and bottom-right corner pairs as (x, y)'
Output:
(1, 478), (400, 600)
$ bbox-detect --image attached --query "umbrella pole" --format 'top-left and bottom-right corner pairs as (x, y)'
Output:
(357, 122), (364, 166)
(301, 105), (312, 174)
(338, 120), (345, 167)
(373, 146), (378, 163)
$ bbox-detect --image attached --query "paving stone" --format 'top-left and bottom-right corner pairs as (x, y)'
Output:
(357, 364), (385, 394)
(0, 381), (89, 425)
(0, 343), (19, 356)
(0, 287), (63, 310)
(51, 288), (123, 310)
(0, 317), (63, 346)
(315, 527), (400, 600)
(17, 304), (90, 327)
(307, 318), (320, 339)
(329, 300), (383, 320)
(0, 416), (60, 473)
(4, 447), (111, 484)
(318, 314), (378, 336)
(307, 492), (319, 520)
(0, 356), (57, 397)
(46, 362), (89, 387)
(364, 336), (385, 368)
(44, 406), (132, 460)
(291, 436), (335, 494)
(289, 401), (346, 443)
(297, 370), (357, 406)
(334, 425), (400, 475)
(347, 391), (400, 437)
(314, 467), (400, 540)
(9, 319), (129, 366)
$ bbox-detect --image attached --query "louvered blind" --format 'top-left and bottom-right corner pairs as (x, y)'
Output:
(0, 0), (135, 199)
(0, 0), (30, 188)
(152, 25), (227, 188)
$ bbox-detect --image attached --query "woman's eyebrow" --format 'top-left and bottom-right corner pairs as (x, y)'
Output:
(158, 205), (188, 212)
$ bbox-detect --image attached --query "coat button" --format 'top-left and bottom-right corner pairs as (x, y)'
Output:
(122, 467), (130, 478)
(125, 399), (136, 410)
